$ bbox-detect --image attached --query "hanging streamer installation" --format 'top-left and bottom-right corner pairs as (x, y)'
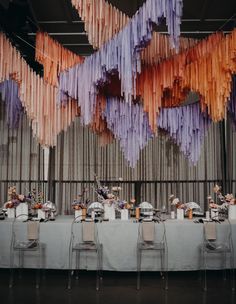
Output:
(0, 33), (79, 147)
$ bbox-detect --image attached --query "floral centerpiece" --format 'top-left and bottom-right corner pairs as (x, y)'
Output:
(3, 186), (26, 209)
(169, 195), (185, 209)
(93, 174), (131, 220)
(169, 194), (202, 218)
(208, 184), (236, 210)
(28, 188), (44, 210)
(72, 188), (90, 210)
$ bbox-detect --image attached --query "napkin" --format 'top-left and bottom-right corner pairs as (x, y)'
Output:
(27, 221), (39, 240)
(82, 222), (95, 242)
(142, 222), (155, 242)
(204, 222), (216, 240)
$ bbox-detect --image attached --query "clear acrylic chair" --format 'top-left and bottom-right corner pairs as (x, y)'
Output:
(9, 214), (43, 288)
(67, 218), (103, 290)
(137, 220), (168, 290)
(200, 220), (235, 291)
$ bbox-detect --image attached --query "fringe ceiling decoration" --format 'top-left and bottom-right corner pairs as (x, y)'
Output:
(136, 30), (236, 131)
(71, 0), (191, 58)
(104, 97), (153, 168)
(0, 79), (23, 128)
(89, 94), (114, 145)
(59, 0), (183, 124)
(228, 75), (236, 126)
(0, 33), (79, 146)
(103, 97), (211, 167)
(35, 31), (84, 87)
(71, 0), (130, 49)
(141, 34), (197, 66)
(157, 103), (211, 165)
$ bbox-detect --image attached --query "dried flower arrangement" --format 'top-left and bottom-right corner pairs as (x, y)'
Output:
(28, 188), (44, 210)
(3, 186), (26, 209)
(169, 194), (202, 213)
(207, 184), (236, 210)
(72, 187), (90, 210)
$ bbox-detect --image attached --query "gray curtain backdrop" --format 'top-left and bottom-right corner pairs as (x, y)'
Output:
(1, 98), (235, 215)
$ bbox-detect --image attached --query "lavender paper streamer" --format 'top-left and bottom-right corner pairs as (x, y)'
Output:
(227, 75), (236, 126)
(158, 103), (211, 165)
(59, 0), (183, 125)
(0, 80), (23, 128)
(104, 99), (210, 167)
(104, 97), (153, 168)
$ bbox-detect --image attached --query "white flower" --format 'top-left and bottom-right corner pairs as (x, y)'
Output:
(213, 184), (221, 193)
(171, 198), (180, 205)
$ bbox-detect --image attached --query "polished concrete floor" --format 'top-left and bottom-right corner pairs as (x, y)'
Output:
(0, 269), (235, 304)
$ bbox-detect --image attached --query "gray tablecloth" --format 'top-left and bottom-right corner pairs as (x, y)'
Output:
(0, 216), (235, 271)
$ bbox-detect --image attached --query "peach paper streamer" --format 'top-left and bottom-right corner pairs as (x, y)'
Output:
(0, 32), (79, 146)
(35, 31), (84, 87)
(71, 0), (129, 49)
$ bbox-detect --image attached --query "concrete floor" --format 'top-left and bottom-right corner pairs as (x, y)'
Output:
(0, 269), (235, 304)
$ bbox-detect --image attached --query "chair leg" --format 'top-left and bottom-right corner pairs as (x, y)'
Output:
(203, 251), (207, 291)
(96, 249), (100, 291)
(164, 249), (168, 290)
(230, 251), (235, 292)
(18, 250), (23, 279)
(137, 249), (141, 290)
(160, 249), (168, 290)
(36, 247), (41, 289)
(198, 248), (202, 284)
(99, 244), (103, 280)
(75, 251), (80, 280)
(222, 252), (227, 281)
(9, 248), (14, 288)
(67, 250), (73, 289)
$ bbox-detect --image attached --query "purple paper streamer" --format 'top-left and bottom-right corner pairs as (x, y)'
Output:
(0, 80), (23, 128)
(227, 75), (236, 126)
(104, 99), (210, 167)
(157, 103), (211, 165)
(59, 0), (183, 125)
(104, 97), (153, 168)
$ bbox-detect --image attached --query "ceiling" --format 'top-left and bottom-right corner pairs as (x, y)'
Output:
(0, 0), (235, 73)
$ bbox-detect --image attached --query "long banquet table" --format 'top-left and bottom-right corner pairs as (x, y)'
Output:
(0, 216), (235, 271)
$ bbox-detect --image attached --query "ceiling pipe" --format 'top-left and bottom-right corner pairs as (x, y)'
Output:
(27, 30), (232, 36)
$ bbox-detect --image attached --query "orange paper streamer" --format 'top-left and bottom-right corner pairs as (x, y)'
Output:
(71, 0), (197, 60)
(141, 33), (197, 65)
(90, 95), (113, 145)
(71, 0), (129, 49)
(136, 31), (236, 130)
(35, 31), (84, 86)
(0, 32), (79, 146)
